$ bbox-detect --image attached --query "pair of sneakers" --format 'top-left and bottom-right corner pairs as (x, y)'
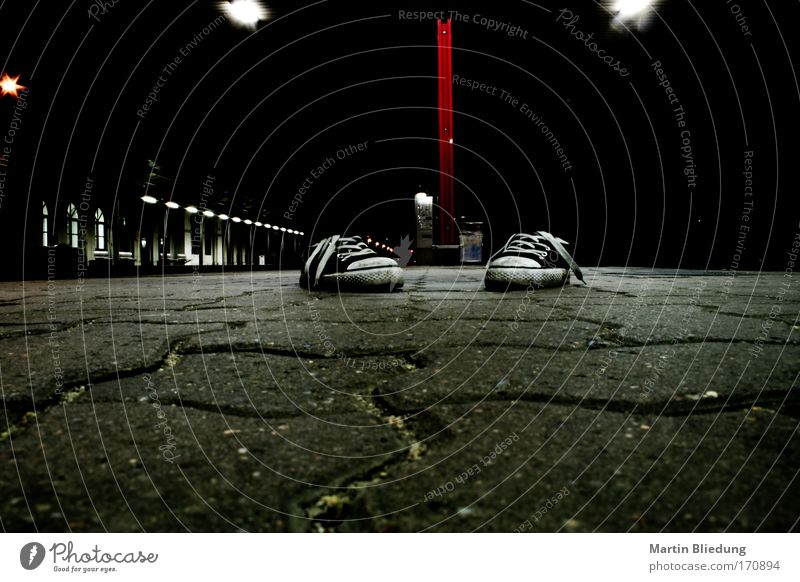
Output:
(300, 232), (584, 292)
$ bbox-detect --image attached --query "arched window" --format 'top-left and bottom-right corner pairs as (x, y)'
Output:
(95, 208), (106, 250)
(42, 202), (49, 246)
(67, 204), (79, 248)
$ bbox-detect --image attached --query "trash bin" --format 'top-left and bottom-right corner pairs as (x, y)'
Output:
(459, 220), (483, 263)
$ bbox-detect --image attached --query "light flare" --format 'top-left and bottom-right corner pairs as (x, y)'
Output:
(0, 73), (24, 98)
(219, 0), (270, 29)
(608, 0), (659, 31)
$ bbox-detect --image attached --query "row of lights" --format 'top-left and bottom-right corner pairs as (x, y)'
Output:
(365, 236), (413, 255)
(141, 195), (304, 236)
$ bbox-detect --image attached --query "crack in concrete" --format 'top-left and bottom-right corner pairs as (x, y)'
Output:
(381, 390), (800, 420)
(1, 342), (424, 437)
(179, 344), (422, 361)
(297, 387), (428, 533)
(703, 307), (800, 323)
(0, 342), (187, 440)
(180, 303), (227, 312)
(81, 319), (249, 326)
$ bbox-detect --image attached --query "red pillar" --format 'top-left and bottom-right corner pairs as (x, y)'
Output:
(437, 19), (455, 245)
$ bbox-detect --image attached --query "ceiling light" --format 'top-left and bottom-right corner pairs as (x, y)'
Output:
(219, 0), (270, 29)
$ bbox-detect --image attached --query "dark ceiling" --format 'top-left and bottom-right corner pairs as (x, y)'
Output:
(1, 0), (799, 268)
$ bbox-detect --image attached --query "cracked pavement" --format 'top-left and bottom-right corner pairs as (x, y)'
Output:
(0, 267), (798, 532)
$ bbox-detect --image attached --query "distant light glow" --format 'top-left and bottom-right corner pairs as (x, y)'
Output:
(244, 219), (253, 225)
(185, 206), (199, 214)
(264, 223), (271, 228)
(280, 227), (286, 232)
(612, 0), (652, 16)
(272, 226), (279, 231)
(0, 73), (24, 98)
(165, 201), (180, 209)
(141, 195), (158, 204)
(231, 216), (242, 223)
(203, 210), (215, 217)
(254, 221), (262, 226)
(219, 0), (270, 29)
(415, 192), (433, 207)
(608, 0), (658, 30)
(218, 214), (229, 220)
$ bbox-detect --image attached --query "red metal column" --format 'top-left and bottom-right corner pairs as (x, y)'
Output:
(437, 19), (455, 245)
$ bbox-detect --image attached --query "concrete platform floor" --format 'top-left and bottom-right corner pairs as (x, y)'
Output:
(0, 267), (797, 532)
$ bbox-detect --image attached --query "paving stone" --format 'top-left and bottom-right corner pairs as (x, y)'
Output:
(341, 401), (800, 532)
(88, 352), (414, 417)
(0, 401), (404, 532)
(0, 321), (225, 431)
(376, 343), (800, 416)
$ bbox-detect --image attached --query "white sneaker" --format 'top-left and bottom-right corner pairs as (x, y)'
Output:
(300, 235), (404, 291)
(484, 231), (585, 290)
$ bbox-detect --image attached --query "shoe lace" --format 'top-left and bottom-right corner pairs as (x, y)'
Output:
(335, 236), (375, 260)
(307, 235), (379, 288)
(499, 233), (555, 261)
(488, 233), (556, 266)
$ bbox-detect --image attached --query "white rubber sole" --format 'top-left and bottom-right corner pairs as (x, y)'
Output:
(484, 267), (569, 290)
(302, 266), (404, 291)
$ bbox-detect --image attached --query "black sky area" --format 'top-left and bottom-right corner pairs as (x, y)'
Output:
(1, 0), (799, 270)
